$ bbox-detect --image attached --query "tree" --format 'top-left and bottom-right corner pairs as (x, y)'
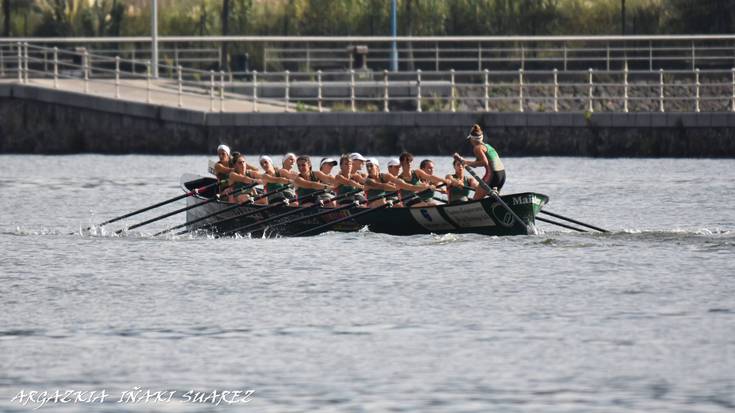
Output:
(3, 0), (10, 36)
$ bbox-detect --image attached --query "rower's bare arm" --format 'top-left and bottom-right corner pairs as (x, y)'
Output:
(466, 146), (490, 169)
(415, 169), (445, 185)
(214, 163), (232, 175)
(294, 176), (330, 189)
(246, 162), (258, 171)
(315, 171), (336, 185)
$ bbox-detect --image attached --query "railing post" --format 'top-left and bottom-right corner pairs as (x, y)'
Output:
(731, 68), (735, 112)
(83, 48), (89, 93)
(691, 42), (696, 71)
(553, 68), (559, 112)
(284, 70), (290, 112)
(563, 44), (567, 71)
(177, 65), (183, 108)
(659, 68), (665, 113)
(606, 43), (610, 72)
(695, 68), (700, 113)
(383, 69), (389, 112)
(146, 60), (152, 104)
(23, 42), (29, 83)
(252, 70), (258, 112)
(350, 69), (356, 112)
(518, 68), (524, 112)
(17, 42), (22, 83)
(317, 69), (323, 113)
(649, 41), (653, 71)
(53, 47), (59, 89)
(131, 45), (136, 75)
(588, 68), (594, 112)
(483, 69), (489, 112)
(43, 48), (47, 74)
(477, 42), (482, 71)
(450, 68), (456, 112)
(623, 62), (629, 113)
(520, 45), (525, 70)
(114, 56), (120, 98)
(435, 42), (439, 71)
(416, 69), (422, 112)
(220, 70), (225, 113)
(0, 45), (4, 77)
(209, 70), (215, 112)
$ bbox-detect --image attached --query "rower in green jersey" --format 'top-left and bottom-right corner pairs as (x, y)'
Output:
(213, 144), (233, 194)
(226, 153), (261, 203)
(445, 157), (479, 204)
(246, 155), (291, 205)
(293, 155), (331, 207)
(334, 154), (365, 205)
(395, 152), (444, 207)
(363, 158), (397, 208)
(454, 124), (506, 200)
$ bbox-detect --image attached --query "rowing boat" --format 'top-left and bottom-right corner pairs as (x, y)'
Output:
(180, 174), (548, 237)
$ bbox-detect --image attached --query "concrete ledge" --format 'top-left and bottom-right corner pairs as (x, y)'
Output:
(2, 83), (735, 156)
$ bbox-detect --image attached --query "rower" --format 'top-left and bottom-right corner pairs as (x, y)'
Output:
(315, 157), (339, 207)
(363, 158), (397, 208)
(454, 124), (506, 199)
(334, 154), (366, 205)
(213, 144), (233, 195)
(395, 152), (442, 207)
(349, 152), (368, 181)
(411, 159), (446, 207)
(445, 157), (478, 204)
(292, 155), (331, 207)
(226, 153), (260, 203)
(250, 155), (291, 205)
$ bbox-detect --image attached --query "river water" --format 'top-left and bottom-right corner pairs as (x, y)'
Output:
(1, 155), (734, 412)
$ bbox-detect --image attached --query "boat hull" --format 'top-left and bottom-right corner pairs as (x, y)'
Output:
(181, 175), (547, 237)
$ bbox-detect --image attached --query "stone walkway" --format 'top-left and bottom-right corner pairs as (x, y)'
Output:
(2, 77), (297, 113)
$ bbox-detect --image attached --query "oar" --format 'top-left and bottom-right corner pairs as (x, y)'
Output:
(221, 188), (339, 236)
(540, 210), (608, 233)
(75, 179), (223, 233)
(536, 216), (587, 232)
(273, 190), (396, 230)
(153, 185), (292, 237)
(176, 186), (303, 236)
(115, 183), (256, 235)
(460, 162), (530, 234)
(293, 185), (442, 237)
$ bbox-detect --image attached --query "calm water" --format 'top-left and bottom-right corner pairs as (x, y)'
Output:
(1, 155), (734, 413)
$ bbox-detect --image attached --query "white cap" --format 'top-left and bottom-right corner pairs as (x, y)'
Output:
(216, 144), (231, 155)
(349, 152), (366, 161)
(320, 157), (338, 168)
(366, 157), (379, 167)
(466, 133), (483, 141)
(259, 155), (273, 165)
(284, 152), (297, 161)
(387, 158), (400, 167)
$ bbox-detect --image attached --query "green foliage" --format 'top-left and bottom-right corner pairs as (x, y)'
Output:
(2, 0), (733, 41)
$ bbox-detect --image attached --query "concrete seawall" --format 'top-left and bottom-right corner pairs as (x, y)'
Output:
(1, 83), (734, 157)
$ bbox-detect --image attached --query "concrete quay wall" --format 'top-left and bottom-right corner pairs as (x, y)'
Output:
(1, 84), (734, 157)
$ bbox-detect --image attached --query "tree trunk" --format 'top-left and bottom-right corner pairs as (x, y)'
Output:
(221, 0), (230, 70)
(2, 0), (10, 37)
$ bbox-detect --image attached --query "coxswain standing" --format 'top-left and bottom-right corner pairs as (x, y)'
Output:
(454, 124), (506, 199)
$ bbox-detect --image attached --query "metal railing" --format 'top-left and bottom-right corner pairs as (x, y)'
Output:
(2, 34), (735, 73)
(7, 42), (735, 113)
